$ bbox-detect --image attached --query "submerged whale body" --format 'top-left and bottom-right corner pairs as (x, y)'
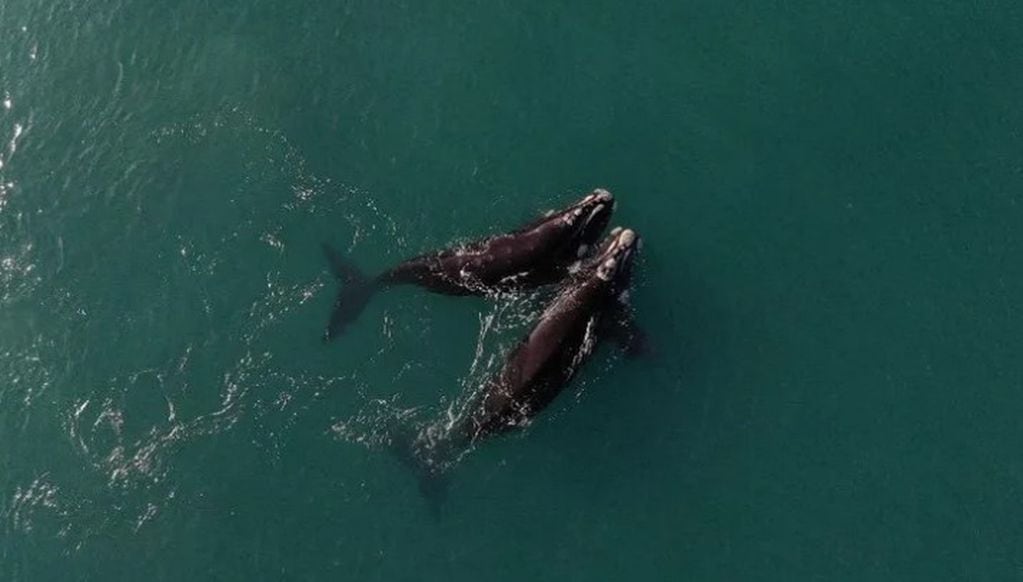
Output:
(322, 189), (615, 341)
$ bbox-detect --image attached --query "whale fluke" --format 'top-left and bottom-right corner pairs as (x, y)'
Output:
(321, 243), (378, 342)
(387, 424), (452, 519)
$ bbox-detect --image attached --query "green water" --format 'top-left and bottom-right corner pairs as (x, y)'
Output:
(2, 1), (1022, 580)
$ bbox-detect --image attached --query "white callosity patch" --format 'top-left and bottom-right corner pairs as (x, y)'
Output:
(591, 227), (637, 274)
(563, 205), (585, 225)
(617, 228), (636, 247)
(597, 258), (617, 281)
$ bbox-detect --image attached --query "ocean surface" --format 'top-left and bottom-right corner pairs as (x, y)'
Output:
(2, 1), (1022, 580)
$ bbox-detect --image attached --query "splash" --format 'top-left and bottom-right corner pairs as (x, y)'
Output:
(329, 289), (544, 473)
(6, 475), (64, 534)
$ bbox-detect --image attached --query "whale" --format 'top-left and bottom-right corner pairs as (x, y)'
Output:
(322, 189), (615, 341)
(396, 226), (644, 508)
(447, 227), (640, 445)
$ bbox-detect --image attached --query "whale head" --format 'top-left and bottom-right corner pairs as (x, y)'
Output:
(592, 227), (640, 287)
(561, 188), (615, 249)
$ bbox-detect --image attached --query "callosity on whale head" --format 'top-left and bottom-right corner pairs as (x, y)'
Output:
(592, 227), (640, 287)
(558, 188), (615, 250)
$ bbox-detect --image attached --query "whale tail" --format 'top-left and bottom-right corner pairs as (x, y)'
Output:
(388, 424), (454, 519)
(322, 243), (378, 342)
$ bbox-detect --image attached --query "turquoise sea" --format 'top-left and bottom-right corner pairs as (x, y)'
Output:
(2, 1), (1022, 580)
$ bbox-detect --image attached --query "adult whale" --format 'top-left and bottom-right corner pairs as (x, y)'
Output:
(397, 227), (643, 505)
(322, 189), (615, 340)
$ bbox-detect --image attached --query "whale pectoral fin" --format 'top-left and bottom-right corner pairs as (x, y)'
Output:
(606, 308), (652, 359)
(622, 325), (652, 359)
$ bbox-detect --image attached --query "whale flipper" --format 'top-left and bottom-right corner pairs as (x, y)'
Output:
(322, 243), (377, 342)
(604, 301), (651, 359)
(620, 323), (651, 358)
